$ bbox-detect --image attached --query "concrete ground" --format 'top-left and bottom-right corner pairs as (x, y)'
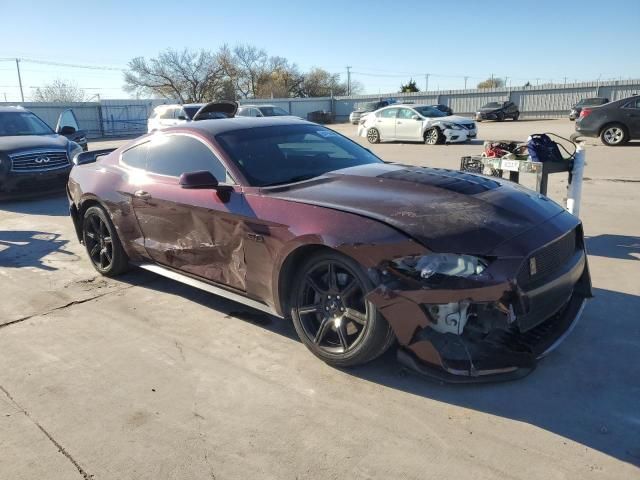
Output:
(1, 120), (639, 479)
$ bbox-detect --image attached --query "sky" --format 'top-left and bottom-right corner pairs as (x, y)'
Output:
(1, 0), (639, 101)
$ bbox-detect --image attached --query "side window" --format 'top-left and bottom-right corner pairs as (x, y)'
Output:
(252, 108), (262, 117)
(175, 108), (186, 120)
(121, 143), (148, 169)
(623, 98), (640, 109)
(147, 135), (228, 181)
(397, 108), (415, 119)
(237, 107), (249, 117)
(379, 108), (399, 119)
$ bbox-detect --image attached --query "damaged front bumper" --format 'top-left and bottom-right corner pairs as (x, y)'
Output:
(367, 247), (592, 383)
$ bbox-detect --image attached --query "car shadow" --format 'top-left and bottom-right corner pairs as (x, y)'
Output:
(347, 286), (640, 467)
(0, 230), (76, 271)
(0, 192), (68, 216)
(586, 234), (640, 261)
(118, 269), (640, 466)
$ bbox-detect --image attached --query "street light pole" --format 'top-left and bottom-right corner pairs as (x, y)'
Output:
(346, 66), (351, 96)
(15, 58), (24, 102)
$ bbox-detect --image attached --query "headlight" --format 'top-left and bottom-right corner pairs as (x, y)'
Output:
(393, 253), (488, 279)
(440, 122), (463, 130)
(68, 141), (83, 164)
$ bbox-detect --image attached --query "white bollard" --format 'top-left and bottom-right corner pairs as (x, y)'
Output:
(566, 142), (585, 217)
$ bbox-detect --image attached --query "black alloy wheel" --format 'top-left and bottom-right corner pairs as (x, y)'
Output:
(291, 252), (394, 367)
(82, 206), (129, 276)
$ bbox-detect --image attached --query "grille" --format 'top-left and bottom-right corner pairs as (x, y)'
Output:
(517, 229), (578, 289)
(10, 150), (69, 173)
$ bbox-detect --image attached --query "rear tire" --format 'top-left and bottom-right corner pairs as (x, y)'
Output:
(290, 251), (394, 368)
(600, 123), (628, 146)
(367, 127), (380, 144)
(513, 112), (520, 121)
(82, 205), (129, 277)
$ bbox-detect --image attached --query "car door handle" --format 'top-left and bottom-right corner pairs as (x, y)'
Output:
(134, 190), (151, 199)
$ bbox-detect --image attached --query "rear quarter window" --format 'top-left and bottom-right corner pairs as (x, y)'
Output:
(121, 143), (148, 169)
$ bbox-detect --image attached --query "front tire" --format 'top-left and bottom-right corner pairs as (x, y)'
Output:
(600, 124), (628, 146)
(82, 205), (129, 276)
(290, 252), (394, 367)
(367, 127), (380, 144)
(513, 112), (520, 121)
(497, 112), (505, 122)
(424, 127), (443, 145)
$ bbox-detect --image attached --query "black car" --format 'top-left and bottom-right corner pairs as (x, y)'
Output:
(476, 101), (519, 121)
(569, 97), (609, 121)
(574, 95), (640, 146)
(431, 104), (453, 116)
(0, 106), (84, 197)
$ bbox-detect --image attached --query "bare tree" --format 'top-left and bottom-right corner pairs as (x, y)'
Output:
(297, 68), (356, 97)
(33, 79), (86, 102)
(477, 77), (505, 89)
(124, 49), (226, 102)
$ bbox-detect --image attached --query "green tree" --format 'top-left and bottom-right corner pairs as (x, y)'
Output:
(400, 79), (419, 93)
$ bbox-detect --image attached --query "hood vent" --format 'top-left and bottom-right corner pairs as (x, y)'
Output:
(378, 167), (500, 195)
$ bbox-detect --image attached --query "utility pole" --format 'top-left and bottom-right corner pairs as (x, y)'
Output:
(424, 73), (430, 92)
(490, 73), (494, 88)
(464, 76), (469, 90)
(563, 76), (567, 87)
(346, 66), (351, 96)
(15, 58), (24, 102)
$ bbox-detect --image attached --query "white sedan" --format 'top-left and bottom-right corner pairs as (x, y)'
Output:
(357, 104), (477, 145)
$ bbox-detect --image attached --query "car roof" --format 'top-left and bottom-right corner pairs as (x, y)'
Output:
(162, 116), (313, 136)
(0, 106), (29, 113)
(155, 103), (205, 110)
(239, 104), (277, 108)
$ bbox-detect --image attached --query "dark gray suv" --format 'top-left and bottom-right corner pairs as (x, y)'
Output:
(574, 95), (640, 146)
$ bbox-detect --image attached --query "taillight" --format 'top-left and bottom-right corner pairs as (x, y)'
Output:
(580, 108), (592, 119)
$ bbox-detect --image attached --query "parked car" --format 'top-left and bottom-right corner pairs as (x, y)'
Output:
(574, 95), (640, 146)
(147, 102), (237, 132)
(349, 99), (395, 124)
(237, 104), (292, 117)
(358, 104), (476, 145)
(432, 104), (453, 116)
(569, 97), (609, 121)
(0, 106), (84, 197)
(476, 101), (520, 121)
(68, 116), (590, 382)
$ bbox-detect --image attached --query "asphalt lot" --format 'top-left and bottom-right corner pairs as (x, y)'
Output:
(1, 119), (639, 479)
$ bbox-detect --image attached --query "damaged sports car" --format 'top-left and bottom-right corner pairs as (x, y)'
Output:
(67, 117), (591, 382)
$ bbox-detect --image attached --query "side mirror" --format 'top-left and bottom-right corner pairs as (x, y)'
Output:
(177, 115), (186, 120)
(59, 125), (76, 135)
(412, 115), (421, 120)
(179, 170), (219, 189)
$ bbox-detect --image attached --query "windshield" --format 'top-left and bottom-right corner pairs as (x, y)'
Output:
(216, 124), (382, 186)
(183, 106), (202, 119)
(482, 102), (501, 108)
(413, 106), (447, 117)
(0, 112), (54, 136)
(259, 106), (290, 116)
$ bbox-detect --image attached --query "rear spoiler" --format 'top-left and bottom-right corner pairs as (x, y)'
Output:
(73, 148), (116, 166)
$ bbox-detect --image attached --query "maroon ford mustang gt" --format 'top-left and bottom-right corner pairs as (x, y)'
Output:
(68, 117), (591, 382)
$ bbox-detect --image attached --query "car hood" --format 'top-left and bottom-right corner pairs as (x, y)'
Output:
(262, 163), (565, 255)
(477, 107), (501, 113)
(437, 115), (474, 124)
(0, 134), (68, 154)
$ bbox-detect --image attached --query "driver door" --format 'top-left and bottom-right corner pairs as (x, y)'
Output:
(395, 108), (423, 140)
(129, 133), (251, 291)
